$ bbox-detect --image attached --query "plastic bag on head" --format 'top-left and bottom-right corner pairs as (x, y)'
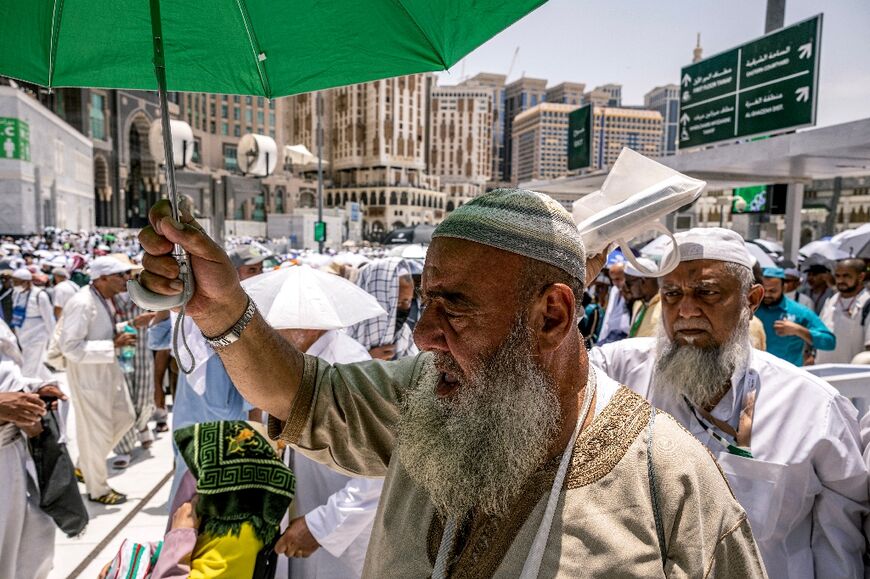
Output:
(572, 148), (705, 277)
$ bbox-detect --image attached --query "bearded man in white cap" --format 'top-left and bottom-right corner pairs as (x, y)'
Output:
(137, 192), (766, 577)
(590, 227), (868, 579)
(58, 256), (136, 505)
(9, 268), (55, 379)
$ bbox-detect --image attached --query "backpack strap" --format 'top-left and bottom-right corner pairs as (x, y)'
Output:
(647, 407), (668, 568)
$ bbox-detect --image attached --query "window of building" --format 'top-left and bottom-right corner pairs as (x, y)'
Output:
(221, 104), (228, 118)
(210, 121), (216, 133)
(233, 125), (241, 137)
(223, 144), (238, 171)
(257, 110), (264, 124)
(246, 96), (253, 105)
(234, 107), (240, 121)
(245, 109), (253, 123)
(89, 93), (106, 140)
(221, 122), (229, 135)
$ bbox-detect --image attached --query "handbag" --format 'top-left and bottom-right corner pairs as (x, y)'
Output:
(27, 406), (89, 537)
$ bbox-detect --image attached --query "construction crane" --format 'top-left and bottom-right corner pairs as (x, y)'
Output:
(506, 46), (520, 80)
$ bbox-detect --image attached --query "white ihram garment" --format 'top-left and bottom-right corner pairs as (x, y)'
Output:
(0, 327), (54, 579)
(58, 287), (134, 498)
(289, 330), (384, 579)
(590, 338), (869, 579)
(596, 285), (629, 344)
(816, 289), (870, 365)
(52, 279), (80, 311)
(13, 288), (55, 380)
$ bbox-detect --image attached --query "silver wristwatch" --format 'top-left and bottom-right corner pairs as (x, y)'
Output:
(202, 295), (257, 350)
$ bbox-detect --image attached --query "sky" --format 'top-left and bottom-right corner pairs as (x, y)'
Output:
(436, 0), (870, 128)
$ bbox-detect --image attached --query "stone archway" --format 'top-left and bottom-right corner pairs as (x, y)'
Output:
(94, 154), (111, 226)
(125, 112), (156, 228)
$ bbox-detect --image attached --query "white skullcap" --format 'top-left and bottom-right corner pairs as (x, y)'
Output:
(664, 227), (753, 270)
(624, 257), (660, 278)
(89, 255), (132, 279)
(11, 268), (32, 281)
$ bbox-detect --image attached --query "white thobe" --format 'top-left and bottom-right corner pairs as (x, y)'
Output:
(58, 287), (134, 498)
(0, 324), (54, 579)
(596, 285), (629, 344)
(289, 330), (384, 579)
(816, 290), (870, 365)
(52, 279), (80, 311)
(591, 338), (869, 579)
(13, 288), (55, 380)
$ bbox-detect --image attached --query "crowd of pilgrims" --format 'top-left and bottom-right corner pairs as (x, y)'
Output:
(0, 216), (870, 578)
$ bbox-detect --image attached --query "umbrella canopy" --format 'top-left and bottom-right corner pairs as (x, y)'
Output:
(799, 239), (849, 262)
(242, 265), (386, 330)
(0, 1), (546, 98)
(638, 234), (673, 261)
(388, 244), (428, 260)
(748, 239), (783, 257)
(834, 224), (870, 258)
(744, 242), (776, 269)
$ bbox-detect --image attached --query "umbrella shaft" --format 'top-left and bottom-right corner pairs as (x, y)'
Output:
(150, 0), (179, 223)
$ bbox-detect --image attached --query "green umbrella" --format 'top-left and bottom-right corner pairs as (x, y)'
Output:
(0, 0), (544, 97)
(0, 0), (545, 312)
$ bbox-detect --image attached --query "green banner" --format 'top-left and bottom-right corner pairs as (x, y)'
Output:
(679, 14), (821, 149)
(567, 104), (592, 171)
(0, 117), (30, 161)
(732, 185), (768, 213)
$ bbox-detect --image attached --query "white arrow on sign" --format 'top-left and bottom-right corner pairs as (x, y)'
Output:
(682, 73), (692, 87)
(795, 86), (810, 102)
(680, 112), (690, 124)
(798, 42), (812, 59)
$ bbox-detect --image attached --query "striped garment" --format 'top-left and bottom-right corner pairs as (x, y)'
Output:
(347, 258), (418, 359)
(103, 539), (162, 579)
(113, 293), (155, 455)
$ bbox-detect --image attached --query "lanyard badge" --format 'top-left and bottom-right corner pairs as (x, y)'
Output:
(684, 373), (758, 460)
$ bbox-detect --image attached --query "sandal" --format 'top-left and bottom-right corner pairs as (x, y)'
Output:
(112, 454), (131, 469)
(154, 422), (169, 433)
(74, 467), (85, 484)
(89, 490), (127, 505)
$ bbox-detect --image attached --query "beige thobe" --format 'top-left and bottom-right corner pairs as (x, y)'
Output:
(59, 287), (134, 498)
(271, 354), (766, 578)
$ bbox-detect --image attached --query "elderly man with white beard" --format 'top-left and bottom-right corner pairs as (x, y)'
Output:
(590, 228), (869, 579)
(137, 191), (766, 577)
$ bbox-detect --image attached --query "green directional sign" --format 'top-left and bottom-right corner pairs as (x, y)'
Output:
(567, 104), (592, 171)
(0, 117), (30, 161)
(314, 220), (326, 243)
(679, 14), (821, 149)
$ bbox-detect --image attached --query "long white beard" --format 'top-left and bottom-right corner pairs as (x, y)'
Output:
(397, 321), (561, 519)
(653, 313), (751, 408)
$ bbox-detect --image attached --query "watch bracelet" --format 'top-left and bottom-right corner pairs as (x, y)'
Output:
(202, 294), (257, 350)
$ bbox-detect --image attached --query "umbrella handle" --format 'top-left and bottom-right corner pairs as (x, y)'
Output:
(127, 247), (195, 311)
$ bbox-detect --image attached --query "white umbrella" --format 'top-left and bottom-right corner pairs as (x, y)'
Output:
(750, 239), (784, 256)
(834, 223), (870, 258)
(333, 252), (370, 268)
(744, 242), (776, 269)
(242, 264), (386, 330)
(638, 234), (673, 261)
(388, 244), (427, 259)
(799, 239), (849, 262)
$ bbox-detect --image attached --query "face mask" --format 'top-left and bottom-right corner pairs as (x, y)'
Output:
(395, 307), (411, 332)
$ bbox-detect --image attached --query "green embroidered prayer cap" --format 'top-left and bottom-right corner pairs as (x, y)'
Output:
(174, 420), (296, 544)
(432, 188), (586, 282)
